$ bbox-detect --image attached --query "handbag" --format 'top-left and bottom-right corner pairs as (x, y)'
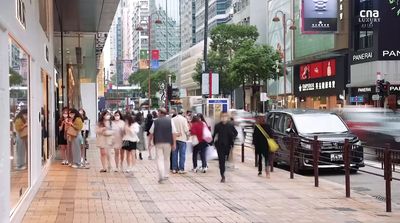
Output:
(255, 124), (279, 153)
(202, 123), (213, 143)
(20, 126), (28, 138)
(190, 135), (199, 146)
(67, 126), (79, 137)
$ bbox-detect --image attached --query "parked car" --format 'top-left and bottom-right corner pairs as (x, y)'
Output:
(266, 110), (364, 172)
(336, 107), (400, 149)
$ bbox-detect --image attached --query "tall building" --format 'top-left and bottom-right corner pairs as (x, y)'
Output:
(180, 0), (196, 51)
(132, 0), (150, 72)
(150, 0), (181, 61)
(195, 0), (233, 43)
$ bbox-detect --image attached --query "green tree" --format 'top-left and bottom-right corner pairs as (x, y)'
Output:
(128, 69), (176, 97)
(9, 67), (23, 86)
(193, 24), (259, 95)
(230, 43), (282, 111)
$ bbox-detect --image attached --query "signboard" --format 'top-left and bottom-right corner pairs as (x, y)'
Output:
(260, 92), (268, 102)
(150, 60), (159, 70)
(372, 94), (380, 101)
(350, 96), (364, 103)
(378, 1), (400, 60)
(351, 50), (375, 64)
(201, 73), (219, 95)
(301, 0), (338, 33)
(151, 50), (160, 60)
(122, 60), (132, 81)
(140, 50), (148, 59)
(294, 57), (346, 97)
(139, 59), (149, 70)
(206, 98), (229, 119)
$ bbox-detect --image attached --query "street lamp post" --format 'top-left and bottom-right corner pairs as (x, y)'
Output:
(273, 10), (296, 108)
(136, 13), (161, 112)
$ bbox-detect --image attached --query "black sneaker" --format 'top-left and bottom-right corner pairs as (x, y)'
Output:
(258, 171), (262, 176)
(220, 176), (226, 183)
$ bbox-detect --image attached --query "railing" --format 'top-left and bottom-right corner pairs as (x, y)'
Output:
(239, 129), (400, 213)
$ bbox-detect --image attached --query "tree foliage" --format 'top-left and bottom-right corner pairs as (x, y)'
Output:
(193, 24), (267, 94)
(9, 67), (23, 86)
(128, 69), (176, 96)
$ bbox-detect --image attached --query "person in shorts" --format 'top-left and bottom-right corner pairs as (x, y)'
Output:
(121, 114), (140, 173)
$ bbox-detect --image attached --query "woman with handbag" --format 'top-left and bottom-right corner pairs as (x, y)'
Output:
(79, 108), (90, 167)
(96, 111), (114, 172)
(111, 110), (125, 172)
(65, 109), (84, 168)
(121, 114), (140, 173)
(253, 115), (275, 178)
(14, 109), (28, 170)
(190, 115), (209, 173)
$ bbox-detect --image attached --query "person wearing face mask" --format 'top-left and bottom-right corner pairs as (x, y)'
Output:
(111, 110), (125, 172)
(212, 112), (238, 183)
(65, 108), (84, 168)
(96, 111), (114, 172)
(58, 107), (69, 165)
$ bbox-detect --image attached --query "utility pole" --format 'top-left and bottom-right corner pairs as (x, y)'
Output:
(203, 0), (209, 73)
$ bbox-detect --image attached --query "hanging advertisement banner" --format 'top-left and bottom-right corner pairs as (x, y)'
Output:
(150, 60), (159, 70)
(139, 59), (149, 70)
(122, 60), (132, 81)
(140, 50), (148, 60)
(151, 50), (160, 60)
(301, 0), (338, 33)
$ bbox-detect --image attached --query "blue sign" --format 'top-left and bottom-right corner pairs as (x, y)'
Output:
(350, 96), (364, 103)
(150, 60), (159, 70)
(208, 99), (228, 104)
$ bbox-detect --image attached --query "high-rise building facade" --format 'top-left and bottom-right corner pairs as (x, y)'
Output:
(181, 0), (196, 51)
(132, 0), (150, 72)
(150, 0), (181, 61)
(195, 0), (233, 43)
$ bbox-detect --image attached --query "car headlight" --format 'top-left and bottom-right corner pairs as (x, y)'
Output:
(352, 140), (362, 150)
(300, 141), (312, 150)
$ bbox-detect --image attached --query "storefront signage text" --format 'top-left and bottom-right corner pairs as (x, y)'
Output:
(359, 10), (381, 28)
(352, 52), (373, 62)
(357, 87), (372, 93)
(390, 85), (400, 92)
(298, 81), (336, 92)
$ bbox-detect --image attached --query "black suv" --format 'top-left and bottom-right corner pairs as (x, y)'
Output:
(266, 110), (364, 172)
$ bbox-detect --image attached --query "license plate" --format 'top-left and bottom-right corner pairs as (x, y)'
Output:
(330, 153), (343, 162)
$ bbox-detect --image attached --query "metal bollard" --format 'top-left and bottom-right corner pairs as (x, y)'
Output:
(313, 136), (319, 187)
(289, 136), (295, 179)
(384, 144), (392, 212)
(241, 143), (244, 163)
(344, 139), (350, 198)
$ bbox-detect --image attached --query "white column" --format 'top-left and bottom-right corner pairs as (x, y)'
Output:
(0, 29), (11, 222)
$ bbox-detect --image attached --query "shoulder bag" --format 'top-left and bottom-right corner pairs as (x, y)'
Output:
(255, 124), (279, 153)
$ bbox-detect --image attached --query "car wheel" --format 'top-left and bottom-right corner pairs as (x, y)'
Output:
(350, 166), (359, 174)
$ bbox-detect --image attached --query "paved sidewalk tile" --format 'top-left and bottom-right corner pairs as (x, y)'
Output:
(22, 144), (400, 223)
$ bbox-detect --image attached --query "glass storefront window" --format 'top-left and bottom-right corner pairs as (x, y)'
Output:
(9, 37), (30, 211)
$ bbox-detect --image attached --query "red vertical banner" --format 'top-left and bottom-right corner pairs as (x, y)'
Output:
(151, 50), (160, 60)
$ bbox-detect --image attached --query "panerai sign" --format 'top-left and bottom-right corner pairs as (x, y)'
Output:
(382, 50), (400, 58)
(353, 52), (373, 62)
(390, 86), (400, 92)
(299, 81), (336, 92)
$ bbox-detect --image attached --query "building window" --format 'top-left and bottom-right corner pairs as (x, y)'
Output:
(16, 0), (26, 28)
(39, 0), (49, 38)
(356, 30), (373, 50)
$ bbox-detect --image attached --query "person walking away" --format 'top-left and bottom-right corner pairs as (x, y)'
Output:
(253, 115), (274, 178)
(148, 108), (177, 183)
(96, 111), (114, 172)
(213, 112), (238, 183)
(169, 109), (178, 171)
(58, 108), (69, 165)
(121, 114), (140, 172)
(65, 109), (84, 168)
(14, 109), (28, 170)
(172, 109), (190, 174)
(190, 115), (209, 173)
(79, 108), (90, 167)
(144, 113), (154, 159)
(136, 113), (146, 160)
(112, 110), (125, 172)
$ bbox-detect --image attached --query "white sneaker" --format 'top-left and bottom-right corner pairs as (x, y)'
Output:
(178, 170), (186, 174)
(202, 167), (208, 173)
(71, 164), (78, 168)
(192, 168), (198, 173)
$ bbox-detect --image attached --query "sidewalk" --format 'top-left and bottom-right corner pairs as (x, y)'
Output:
(23, 144), (400, 223)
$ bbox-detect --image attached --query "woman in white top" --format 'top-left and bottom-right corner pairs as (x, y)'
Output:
(121, 114), (140, 172)
(111, 110), (125, 172)
(96, 111), (114, 172)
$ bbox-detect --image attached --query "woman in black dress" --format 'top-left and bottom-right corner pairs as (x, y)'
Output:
(58, 107), (69, 165)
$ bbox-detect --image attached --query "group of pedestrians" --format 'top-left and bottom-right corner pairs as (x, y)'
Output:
(58, 107), (90, 169)
(57, 106), (274, 184)
(95, 110), (146, 173)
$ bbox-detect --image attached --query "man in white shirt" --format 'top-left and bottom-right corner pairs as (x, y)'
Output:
(171, 109), (190, 174)
(148, 108), (177, 183)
